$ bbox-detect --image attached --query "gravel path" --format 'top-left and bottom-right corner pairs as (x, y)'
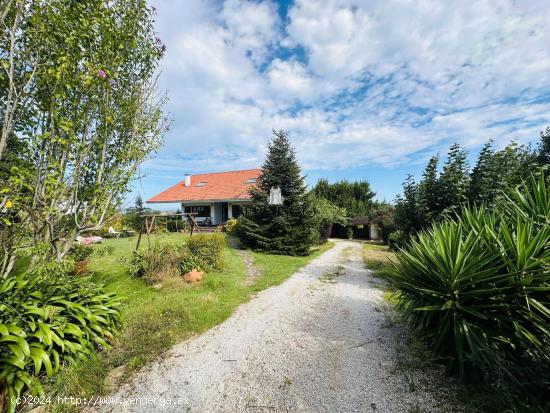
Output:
(93, 240), (457, 413)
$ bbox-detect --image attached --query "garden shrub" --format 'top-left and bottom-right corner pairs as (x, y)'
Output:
(127, 234), (225, 282)
(68, 243), (93, 262)
(391, 173), (550, 409)
(186, 233), (225, 271)
(0, 271), (121, 413)
(388, 230), (408, 250)
(29, 260), (74, 279)
(127, 243), (187, 281)
(179, 254), (204, 275)
(223, 218), (238, 234)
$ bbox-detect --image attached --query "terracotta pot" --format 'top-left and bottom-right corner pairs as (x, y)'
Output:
(73, 259), (89, 276)
(184, 268), (204, 283)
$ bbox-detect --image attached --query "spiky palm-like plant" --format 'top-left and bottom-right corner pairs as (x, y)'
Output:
(392, 173), (550, 407)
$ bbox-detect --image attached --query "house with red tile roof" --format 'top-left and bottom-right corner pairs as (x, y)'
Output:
(147, 169), (260, 225)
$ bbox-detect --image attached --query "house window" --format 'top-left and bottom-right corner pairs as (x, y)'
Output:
(184, 205), (210, 217)
(245, 178), (256, 184)
(231, 205), (242, 218)
(195, 182), (207, 187)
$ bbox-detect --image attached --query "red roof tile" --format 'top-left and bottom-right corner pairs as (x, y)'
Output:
(147, 169), (261, 203)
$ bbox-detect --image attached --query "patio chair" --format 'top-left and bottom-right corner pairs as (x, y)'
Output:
(108, 226), (120, 237)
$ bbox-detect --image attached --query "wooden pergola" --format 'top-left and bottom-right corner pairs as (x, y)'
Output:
(135, 212), (201, 250)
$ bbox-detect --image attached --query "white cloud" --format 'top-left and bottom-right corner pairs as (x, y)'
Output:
(220, 0), (281, 64)
(148, 0), (550, 180)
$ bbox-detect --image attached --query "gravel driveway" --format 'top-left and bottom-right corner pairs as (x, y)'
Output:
(92, 240), (457, 413)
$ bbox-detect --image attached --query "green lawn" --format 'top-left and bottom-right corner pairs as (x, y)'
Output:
(251, 243), (333, 291)
(362, 242), (397, 279)
(47, 233), (332, 410)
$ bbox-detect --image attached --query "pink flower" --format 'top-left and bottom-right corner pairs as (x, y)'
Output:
(98, 69), (107, 78)
(155, 36), (162, 44)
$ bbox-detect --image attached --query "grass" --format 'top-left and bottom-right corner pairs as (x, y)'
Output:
(362, 242), (397, 280)
(46, 233), (332, 411)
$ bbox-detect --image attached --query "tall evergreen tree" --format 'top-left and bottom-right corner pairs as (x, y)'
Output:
(135, 195), (145, 212)
(537, 126), (550, 167)
(417, 154), (441, 225)
(394, 174), (420, 236)
(439, 143), (470, 214)
(238, 130), (316, 255)
(468, 140), (498, 204)
(493, 141), (537, 189)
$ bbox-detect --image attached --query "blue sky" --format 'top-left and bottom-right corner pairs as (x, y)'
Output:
(130, 0), (550, 210)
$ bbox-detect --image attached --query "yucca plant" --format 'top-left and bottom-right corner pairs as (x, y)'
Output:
(392, 219), (510, 376)
(391, 171), (550, 407)
(0, 271), (122, 413)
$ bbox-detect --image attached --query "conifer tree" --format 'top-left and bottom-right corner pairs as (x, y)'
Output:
(417, 154), (441, 225)
(394, 174), (420, 236)
(493, 141), (537, 189)
(468, 140), (498, 204)
(135, 195), (145, 213)
(439, 143), (470, 213)
(238, 130), (316, 255)
(537, 126), (550, 167)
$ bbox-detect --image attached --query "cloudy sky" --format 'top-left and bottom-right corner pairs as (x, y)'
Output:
(133, 0), (550, 209)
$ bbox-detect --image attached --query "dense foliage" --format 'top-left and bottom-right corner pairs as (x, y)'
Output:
(127, 243), (186, 281)
(127, 234), (225, 282)
(0, 271), (122, 413)
(186, 234), (225, 272)
(537, 127), (550, 166)
(367, 203), (395, 242)
(0, 2), (166, 410)
(68, 244), (93, 262)
(238, 130), (316, 255)
(223, 218), (238, 234)
(0, 0), (168, 276)
(392, 130), (548, 242)
(391, 174), (550, 409)
(309, 196), (347, 244)
(312, 178), (375, 217)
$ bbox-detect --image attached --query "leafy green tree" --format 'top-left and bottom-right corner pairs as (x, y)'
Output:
(312, 178), (375, 217)
(309, 195), (347, 244)
(0, 0), (169, 275)
(368, 202), (395, 242)
(417, 154), (441, 224)
(238, 130), (316, 255)
(0, 0), (38, 161)
(439, 143), (470, 214)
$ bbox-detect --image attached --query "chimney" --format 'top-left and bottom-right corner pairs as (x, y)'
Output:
(184, 174), (191, 187)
